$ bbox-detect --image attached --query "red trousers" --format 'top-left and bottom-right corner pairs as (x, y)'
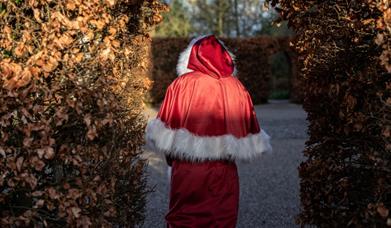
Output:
(166, 160), (239, 228)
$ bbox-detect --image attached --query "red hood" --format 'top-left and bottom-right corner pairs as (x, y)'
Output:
(177, 35), (236, 79)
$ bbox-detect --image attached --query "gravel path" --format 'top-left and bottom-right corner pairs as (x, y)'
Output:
(141, 100), (308, 228)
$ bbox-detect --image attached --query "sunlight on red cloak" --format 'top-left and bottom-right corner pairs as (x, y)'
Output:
(157, 72), (260, 138)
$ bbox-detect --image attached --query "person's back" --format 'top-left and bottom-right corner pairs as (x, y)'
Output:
(146, 35), (272, 228)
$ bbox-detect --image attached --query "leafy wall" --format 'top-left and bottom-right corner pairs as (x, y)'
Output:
(266, 0), (391, 226)
(0, 0), (166, 226)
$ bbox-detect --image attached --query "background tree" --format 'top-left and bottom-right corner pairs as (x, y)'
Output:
(154, 0), (192, 37)
(158, 0), (292, 37)
(257, 10), (293, 37)
(188, 0), (232, 36)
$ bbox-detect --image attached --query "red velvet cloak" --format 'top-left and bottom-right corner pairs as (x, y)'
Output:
(145, 35), (272, 228)
(146, 35), (271, 162)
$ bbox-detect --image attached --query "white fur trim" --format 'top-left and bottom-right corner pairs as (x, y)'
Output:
(176, 35), (207, 76)
(176, 35), (237, 77)
(145, 118), (272, 162)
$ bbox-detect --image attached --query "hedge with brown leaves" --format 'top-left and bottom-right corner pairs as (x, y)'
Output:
(0, 0), (166, 226)
(266, 0), (391, 226)
(149, 37), (293, 105)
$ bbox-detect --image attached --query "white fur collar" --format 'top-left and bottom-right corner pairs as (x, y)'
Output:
(176, 35), (238, 77)
(145, 118), (272, 162)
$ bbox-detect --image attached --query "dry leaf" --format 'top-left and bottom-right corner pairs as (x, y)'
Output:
(26, 174), (37, 189)
(84, 114), (92, 126)
(71, 207), (81, 218)
(33, 9), (42, 23)
(90, 19), (106, 31)
(111, 40), (120, 48)
(16, 68), (32, 88)
(109, 27), (117, 36)
(66, 1), (76, 10)
(31, 157), (45, 171)
(0, 147), (5, 158)
(75, 53), (84, 63)
(44, 147), (55, 160)
(87, 127), (97, 140)
(37, 148), (45, 159)
(55, 34), (74, 49)
(34, 199), (45, 208)
(16, 157), (24, 172)
(42, 57), (59, 73)
(14, 43), (26, 57)
(31, 191), (44, 197)
(378, 205), (390, 218)
(105, 0), (116, 7)
(23, 137), (33, 147)
(47, 187), (59, 200)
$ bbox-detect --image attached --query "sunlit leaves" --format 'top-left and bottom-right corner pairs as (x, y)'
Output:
(0, 0), (166, 226)
(267, 0), (391, 227)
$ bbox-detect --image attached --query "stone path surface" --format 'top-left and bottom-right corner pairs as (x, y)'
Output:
(141, 100), (308, 228)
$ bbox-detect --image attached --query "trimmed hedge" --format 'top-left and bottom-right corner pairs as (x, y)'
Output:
(149, 38), (189, 105)
(289, 53), (303, 103)
(0, 0), (166, 226)
(149, 37), (293, 104)
(267, 0), (391, 226)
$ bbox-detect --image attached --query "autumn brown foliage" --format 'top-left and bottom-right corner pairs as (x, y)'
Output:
(0, 0), (166, 226)
(149, 37), (293, 104)
(267, 0), (391, 226)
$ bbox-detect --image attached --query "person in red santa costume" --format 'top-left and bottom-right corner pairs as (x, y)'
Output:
(145, 35), (272, 228)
